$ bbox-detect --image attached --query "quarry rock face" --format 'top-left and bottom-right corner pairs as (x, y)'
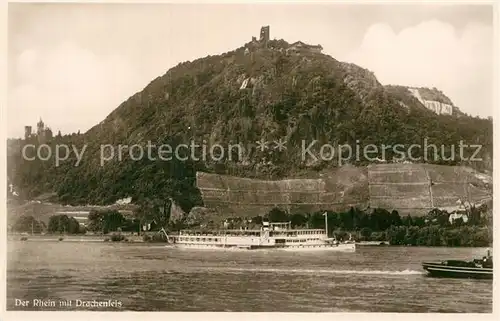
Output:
(408, 87), (453, 115)
(196, 164), (491, 217)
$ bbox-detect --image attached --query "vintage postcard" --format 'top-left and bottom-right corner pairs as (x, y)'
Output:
(1, 0), (498, 319)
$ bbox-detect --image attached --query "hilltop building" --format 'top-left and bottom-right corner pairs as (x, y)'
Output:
(24, 118), (53, 142)
(37, 118), (44, 136)
(248, 26), (323, 54)
(260, 26), (270, 47)
(24, 126), (32, 140)
(287, 41), (323, 54)
(248, 26), (269, 49)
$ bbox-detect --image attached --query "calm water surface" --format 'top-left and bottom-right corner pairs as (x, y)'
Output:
(7, 241), (492, 312)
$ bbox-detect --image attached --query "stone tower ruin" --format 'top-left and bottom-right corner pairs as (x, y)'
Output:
(24, 126), (32, 140)
(260, 26), (270, 47)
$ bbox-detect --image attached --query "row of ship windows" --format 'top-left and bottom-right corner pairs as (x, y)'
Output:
(271, 231), (324, 236)
(179, 237), (221, 242)
(286, 239), (320, 242)
(295, 231), (325, 235)
(177, 237), (321, 242)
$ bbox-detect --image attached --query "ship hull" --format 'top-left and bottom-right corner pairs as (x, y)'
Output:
(174, 242), (355, 252)
(422, 262), (493, 280)
(280, 243), (355, 252)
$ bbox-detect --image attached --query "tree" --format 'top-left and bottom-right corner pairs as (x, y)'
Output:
(308, 211), (326, 229)
(413, 216), (426, 227)
(404, 226), (420, 246)
(47, 215), (81, 234)
(339, 211), (354, 230)
(426, 208), (449, 227)
(87, 210), (104, 233)
(420, 226), (442, 246)
(87, 209), (126, 234)
(134, 197), (172, 231)
(442, 229), (461, 247)
(471, 227), (491, 247)
(251, 215), (263, 226)
(468, 205), (482, 226)
(451, 217), (465, 227)
(12, 216), (44, 234)
(121, 218), (140, 232)
(370, 208), (392, 231)
(326, 212), (341, 231)
(360, 227), (372, 241)
(102, 210), (126, 232)
(267, 207), (288, 222)
(290, 213), (307, 228)
(387, 226), (406, 245)
(389, 210), (402, 226)
(402, 215), (413, 227)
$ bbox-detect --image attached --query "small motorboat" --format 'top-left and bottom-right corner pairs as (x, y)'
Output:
(422, 250), (493, 280)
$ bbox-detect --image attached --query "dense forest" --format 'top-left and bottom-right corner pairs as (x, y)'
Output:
(7, 38), (493, 213)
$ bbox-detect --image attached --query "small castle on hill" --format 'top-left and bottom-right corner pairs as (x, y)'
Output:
(248, 25), (270, 48)
(246, 26), (323, 54)
(24, 118), (53, 142)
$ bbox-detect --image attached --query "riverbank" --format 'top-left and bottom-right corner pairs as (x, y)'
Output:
(356, 241), (389, 246)
(7, 234), (146, 243)
(5, 236), (396, 247)
(8, 235), (488, 248)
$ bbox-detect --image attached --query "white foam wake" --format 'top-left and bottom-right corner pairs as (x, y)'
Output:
(213, 267), (423, 275)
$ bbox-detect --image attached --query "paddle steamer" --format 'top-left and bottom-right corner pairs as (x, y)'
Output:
(164, 217), (355, 252)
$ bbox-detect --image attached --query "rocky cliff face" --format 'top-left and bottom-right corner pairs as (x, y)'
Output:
(407, 87), (453, 115)
(340, 63), (383, 102)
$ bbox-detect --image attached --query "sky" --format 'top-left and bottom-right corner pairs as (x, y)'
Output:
(7, 3), (494, 138)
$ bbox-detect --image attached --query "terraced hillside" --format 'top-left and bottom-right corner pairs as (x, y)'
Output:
(197, 164), (491, 217)
(368, 164), (491, 215)
(196, 165), (368, 218)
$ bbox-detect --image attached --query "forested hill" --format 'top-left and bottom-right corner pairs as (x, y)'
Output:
(7, 38), (493, 211)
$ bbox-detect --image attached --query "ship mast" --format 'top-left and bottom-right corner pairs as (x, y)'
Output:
(323, 212), (328, 237)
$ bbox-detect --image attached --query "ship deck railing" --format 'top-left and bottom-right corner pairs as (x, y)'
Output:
(178, 228), (327, 237)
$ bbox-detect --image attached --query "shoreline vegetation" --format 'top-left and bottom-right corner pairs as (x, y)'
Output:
(10, 203), (492, 248)
(7, 233), (489, 248)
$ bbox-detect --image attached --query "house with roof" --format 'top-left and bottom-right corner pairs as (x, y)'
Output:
(286, 41), (323, 54)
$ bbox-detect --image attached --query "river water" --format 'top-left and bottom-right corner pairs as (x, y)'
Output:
(7, 241), (492, 312)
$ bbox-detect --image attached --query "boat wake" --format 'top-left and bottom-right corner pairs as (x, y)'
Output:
(211, 267), (424, 276)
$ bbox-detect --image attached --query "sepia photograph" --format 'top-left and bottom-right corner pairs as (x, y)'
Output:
(2, 1), (496, 316)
